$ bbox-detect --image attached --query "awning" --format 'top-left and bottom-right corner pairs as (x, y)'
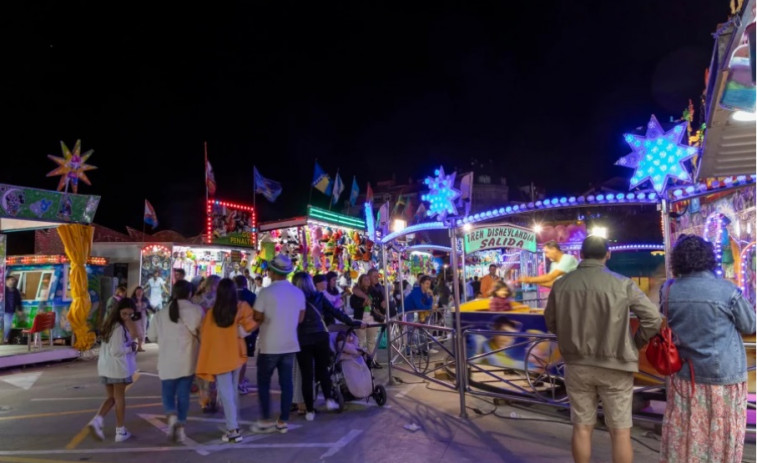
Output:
(697, 1), (756, 179)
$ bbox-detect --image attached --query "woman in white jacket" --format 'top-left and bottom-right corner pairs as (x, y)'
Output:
(147, 280), (203, 443)
(88, 298), (138, 443)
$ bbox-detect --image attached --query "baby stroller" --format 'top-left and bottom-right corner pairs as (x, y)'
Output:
(328, 325), (387, 410)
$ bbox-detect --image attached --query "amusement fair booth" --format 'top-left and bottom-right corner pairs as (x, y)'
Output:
(92, 198), (258, 308)
(0, 180), (102, 365)
(258, 205), (370, 275)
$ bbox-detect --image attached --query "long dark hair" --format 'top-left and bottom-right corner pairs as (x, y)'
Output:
(168, 280), (193, 323)
(292, 272), (317, 297)
(326, 271), (339, 296)
(101, 298), (136, 342)
(212, 278), (238, 328)
(130, 286), (145, 300)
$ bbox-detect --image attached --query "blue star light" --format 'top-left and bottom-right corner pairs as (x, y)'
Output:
(421, 166), (460, 221)
(616, 115), (698, 194)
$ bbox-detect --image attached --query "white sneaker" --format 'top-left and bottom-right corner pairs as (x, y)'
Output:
(326, 399), (340, 411)
(88, 415), (104, 441)
(305, 411), (315, 421)
(251, 420), (276, 433)
(166, 414), (177, 442)
(175, 426), (186, 443)
(114, 427), (131, 443)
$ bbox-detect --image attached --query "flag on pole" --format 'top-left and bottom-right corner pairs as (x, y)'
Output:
(312, 162), (332, 195)
(349, 176), (359, 206)
(144, 200), (158, 229)
(414, 202), (427, 223)
(206, 159), (217, 196)
(365, 182), (374, 203)
(254, 167), (283, 202)
(458, 171), (473, 216)
(377, 201), (390, 233)
(332, 172), (345, 205)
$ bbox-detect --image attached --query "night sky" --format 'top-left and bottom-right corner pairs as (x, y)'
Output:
(0, 1), (727, 251)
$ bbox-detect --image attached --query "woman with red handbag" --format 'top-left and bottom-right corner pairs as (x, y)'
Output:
(660, 235), (755, 463)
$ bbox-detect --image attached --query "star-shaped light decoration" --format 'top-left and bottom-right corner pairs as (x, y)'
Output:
(421, 166), (460, 221)
(47, 140), (97, 194)
(616, 115), (698, 194)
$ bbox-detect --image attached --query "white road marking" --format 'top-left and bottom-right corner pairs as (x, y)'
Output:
(319, 429), (362, 459)
(138, 413), (210, 456)
(0, 372), (42, 390)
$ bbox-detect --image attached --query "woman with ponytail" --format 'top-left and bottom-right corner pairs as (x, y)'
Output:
(147, 280), (204, 443)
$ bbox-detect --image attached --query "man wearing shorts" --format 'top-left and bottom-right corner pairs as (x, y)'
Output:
(544, 236), (661, 463)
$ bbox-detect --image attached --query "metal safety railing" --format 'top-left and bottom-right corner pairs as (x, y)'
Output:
(385, 319), (458, 392)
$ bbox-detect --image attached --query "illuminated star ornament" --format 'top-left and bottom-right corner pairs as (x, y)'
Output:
(421, 166), (460, 221)
(616, 115), (698, 194)
(46, 139), (97, 194)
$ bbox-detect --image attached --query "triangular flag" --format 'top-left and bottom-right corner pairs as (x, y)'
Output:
(366, 182), (374, 203)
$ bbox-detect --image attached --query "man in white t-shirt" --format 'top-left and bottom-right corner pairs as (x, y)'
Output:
(251, 254), (305, 434)
(519, 240), (578, 288)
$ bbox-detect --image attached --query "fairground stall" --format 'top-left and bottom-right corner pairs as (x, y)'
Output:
(92, 198), (258, 308)
(257, 205), (370, 275)
(0, 141), (102, 363)
(5, 254), (107, 344)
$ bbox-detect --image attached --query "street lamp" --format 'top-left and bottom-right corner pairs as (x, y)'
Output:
(591, 226), (608, 239)
(533, 224), (543, 234)
(391, 219), (407, 233)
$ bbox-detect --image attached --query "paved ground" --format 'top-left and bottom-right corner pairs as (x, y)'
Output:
(0, 344), (753, 463)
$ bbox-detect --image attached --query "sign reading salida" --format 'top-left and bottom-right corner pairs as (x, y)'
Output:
(463, 225), (537, 253)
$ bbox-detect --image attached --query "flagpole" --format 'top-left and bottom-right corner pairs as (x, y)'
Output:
(253, 165), (257, 213)
(204, 141), (209, 205)
(142, 198), (146, 238)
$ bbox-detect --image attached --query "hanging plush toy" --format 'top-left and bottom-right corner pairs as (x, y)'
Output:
(362, 239), (374, 262)
(312, 241), (323, 271)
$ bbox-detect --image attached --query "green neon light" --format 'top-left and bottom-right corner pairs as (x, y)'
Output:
(308, 206), (365, 228)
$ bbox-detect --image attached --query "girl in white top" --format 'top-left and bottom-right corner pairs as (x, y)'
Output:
(147, 280), (204, 443)
(88, 298), (138, 443)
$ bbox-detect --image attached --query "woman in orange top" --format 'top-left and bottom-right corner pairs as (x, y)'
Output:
(195, 278), (257, 443)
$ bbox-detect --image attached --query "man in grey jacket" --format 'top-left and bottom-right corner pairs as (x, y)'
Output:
(544, 236), (661, 463)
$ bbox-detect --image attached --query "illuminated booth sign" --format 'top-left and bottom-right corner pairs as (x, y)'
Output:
(464, 225), (537, 254)
(206, 199), (257, 248)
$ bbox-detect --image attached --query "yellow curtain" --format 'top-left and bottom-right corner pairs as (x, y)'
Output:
(57, 224), (95, 351)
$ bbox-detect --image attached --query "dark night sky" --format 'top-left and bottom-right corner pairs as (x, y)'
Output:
(0, 1), (727, 249)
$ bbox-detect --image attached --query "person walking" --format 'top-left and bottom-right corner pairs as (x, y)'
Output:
(660, 235), (756, 463)
(147, 280), (203, 443)
(544, 236), (661, 463)
(195, 279), (257, 443)
(88, 298), (139, 443)
(251, 255), (305, 434)
(130, 286), (152, 350)
(292, 272), (362, 421)
(3, 276), (22, 344)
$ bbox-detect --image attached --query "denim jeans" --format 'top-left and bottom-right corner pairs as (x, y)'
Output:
(216, 368), (241, 431)
(160, 375), (194, 424)
(3, 313), (14, 343)
(257, 353), (295, 422)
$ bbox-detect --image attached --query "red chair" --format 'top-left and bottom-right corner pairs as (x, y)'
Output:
(22, 312), (56, 351)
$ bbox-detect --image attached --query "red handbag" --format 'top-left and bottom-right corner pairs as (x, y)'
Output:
(646, 282), (683, 375)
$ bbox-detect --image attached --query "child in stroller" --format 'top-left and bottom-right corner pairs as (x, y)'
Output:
(330, 327), (387, 408)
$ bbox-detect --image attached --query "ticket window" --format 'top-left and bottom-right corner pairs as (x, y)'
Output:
(10, 270), (55, 302)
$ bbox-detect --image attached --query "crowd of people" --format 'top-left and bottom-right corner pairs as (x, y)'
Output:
(84, 235), (756, 462)
(88, 254), (379, 444)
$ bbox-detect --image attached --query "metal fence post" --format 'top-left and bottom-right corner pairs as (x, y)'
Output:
(449, 226), (468, 419)
(381, 243), (397, 386)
